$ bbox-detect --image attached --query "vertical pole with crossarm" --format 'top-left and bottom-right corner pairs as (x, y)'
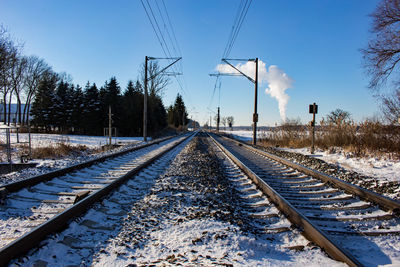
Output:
(253, 58), (258, 145)
(217, 58), (259, 145)
(217, 107), (220, 132)
(143, 56), (148, 142)
(143, 56), (181, 141)
(108, 105), (112, 146)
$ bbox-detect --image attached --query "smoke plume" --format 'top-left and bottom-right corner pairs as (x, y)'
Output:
(216, 60), (293, 122)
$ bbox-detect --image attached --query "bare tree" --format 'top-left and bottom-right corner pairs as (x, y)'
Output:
(23, 56), (50, 125)
(381, 89), (400, 123)
(0, 26), (20, 125)
(140, 61), (170, 96)
(213, 114), (218, 126)
(226, 116), (234, 130)
(221, 116), (227, 130)
(9, 56), (27, 125)
(325, 109), (352, 126)
(362, 0), (400, 91)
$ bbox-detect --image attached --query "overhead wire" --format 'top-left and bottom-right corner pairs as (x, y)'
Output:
(145, 0), (174, 59)
(227, 0), (252, 57)
(208, 0), (253, 116)
(141, 0), (194, 110)
(140, 0), (168, 57)
(223, 0), (245, 59)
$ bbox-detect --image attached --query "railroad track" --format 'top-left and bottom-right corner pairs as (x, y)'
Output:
(2, 131), (399, 266)
(0, 133), (194, 265)
(18, 132), (338, 266)
(210, 132), (400, 267)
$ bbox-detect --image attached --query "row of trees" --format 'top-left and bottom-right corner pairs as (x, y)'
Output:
(211, 114), (234, 130)
(1, 25), (189, 136)
(0, 26), (51, 125)
(29, 76), (169, 136)
(29, 74), (191, 136)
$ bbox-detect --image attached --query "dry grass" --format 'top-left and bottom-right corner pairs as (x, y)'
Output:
(260, 118), (310, 148)
(259, 118), (400, 158)
(32, 142), (91, 159)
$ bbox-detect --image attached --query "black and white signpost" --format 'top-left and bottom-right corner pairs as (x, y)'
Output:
(309, 103), (318, 154)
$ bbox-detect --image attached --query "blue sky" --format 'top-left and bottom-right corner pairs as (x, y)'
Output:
(0, 0), (380, 126)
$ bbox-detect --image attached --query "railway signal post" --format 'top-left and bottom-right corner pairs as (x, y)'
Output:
(309, 103), (318, 154)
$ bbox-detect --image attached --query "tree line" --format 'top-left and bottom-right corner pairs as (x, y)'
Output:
(0, 26), (51, 126)
(0, 25), (188, 136)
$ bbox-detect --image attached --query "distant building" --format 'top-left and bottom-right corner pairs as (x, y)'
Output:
(0, 103), (26, 124)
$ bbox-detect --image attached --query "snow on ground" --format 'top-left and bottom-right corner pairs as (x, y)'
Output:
(224, 130), (400, 183)
(93, 136), (343, 266)
(281, 147), (400, 183)
(0, 131), (144, 149)
(0, 133), (147, 186)
(222, 129), (266, 142)
(13, 135), (344, 266)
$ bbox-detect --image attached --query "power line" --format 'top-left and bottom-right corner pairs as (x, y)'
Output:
(208, 0), (253, 111)
(162, 0), (182, 58)
(145, 0), (173, 58)
(141, 0), (193, 111)
(223, 0), (246, 58)
(227, 0), (252, 57)
(222, 0), (247, 57)
(222, 0), (253, 59)
(140, 0), (168, 57)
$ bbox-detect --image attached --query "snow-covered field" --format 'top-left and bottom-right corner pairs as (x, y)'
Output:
(0, 132), (144, 149)
(0, 133), (147, 186)
(223, 130), (400, 183)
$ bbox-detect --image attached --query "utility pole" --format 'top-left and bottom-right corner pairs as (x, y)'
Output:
(217, 107), (220, 132)
(143, 56), (148, 142)
(253, 58), (258, 145)
(142, 56), (181, 141)
(182, 107), (185, 132)
(213, 58), (259, 145)
(108, 105), (112, 146)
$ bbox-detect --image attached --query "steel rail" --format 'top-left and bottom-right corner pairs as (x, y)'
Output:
(209, 133), (362, 267)
(220, 134), (400, 213)
(1, 135), (176, 193)
(0, 133), (193, 265)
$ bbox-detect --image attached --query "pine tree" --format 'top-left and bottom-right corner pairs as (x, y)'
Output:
(82, 82), (102, 135)
(148, 91), (167, 134)
(121, 80), (143, 136)
(168, 93), (188, 128)
(30, 73), (58, 131)
(52, 81), (74, 133)
(99, 77), (122, 134)
(71, 84), (84, 133)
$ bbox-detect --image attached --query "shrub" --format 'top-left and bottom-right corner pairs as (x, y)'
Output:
(259, 116), (400, 158)
(260, 118), (310, 148)
(32, 143), (89, 159)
